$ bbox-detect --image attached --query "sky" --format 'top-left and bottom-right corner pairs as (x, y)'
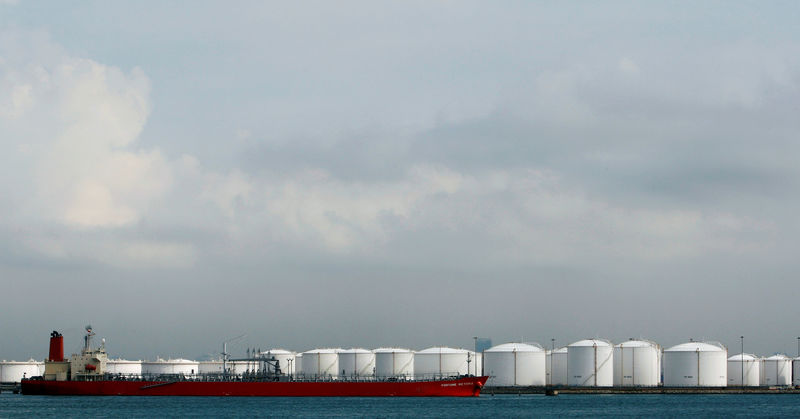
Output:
(1, 1), (799, 361)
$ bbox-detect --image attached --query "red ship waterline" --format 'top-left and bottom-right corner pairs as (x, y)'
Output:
(21, 328), (487, 397)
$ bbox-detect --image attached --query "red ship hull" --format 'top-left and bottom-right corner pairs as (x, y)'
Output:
(21, 376), (487, 397)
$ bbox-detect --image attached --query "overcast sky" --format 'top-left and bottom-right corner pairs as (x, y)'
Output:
(1, 1), (799, 360)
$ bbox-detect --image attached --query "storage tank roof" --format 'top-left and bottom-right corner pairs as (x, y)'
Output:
(486, 343), (544, 353)
(665, 342), (725, 352)
(417, 347), (469, 354)
(261, 349), (294, 355)
(765, 354), (791, 360)
(568, 339), (612, 347)
(728, 353), (758, 361)
(373, 348), (414, 353)
(616, 339), (659, 348)
(338, 348), (372, 354)
(303, 348), (341, 354)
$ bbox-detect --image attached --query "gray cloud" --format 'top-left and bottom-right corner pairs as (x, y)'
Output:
(2, 3), (800, 361)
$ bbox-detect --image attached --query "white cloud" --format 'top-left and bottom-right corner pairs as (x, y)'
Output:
(187, 162), (761, 266)
(0, 24), (787, 273)
(618, 57), (640, 75)
(0, 30), (179, 266)
(23, 234), (195, 269)
(0, 83), (33, 118)
(1, 34), (172, 229)
(201, 169), (253, 219)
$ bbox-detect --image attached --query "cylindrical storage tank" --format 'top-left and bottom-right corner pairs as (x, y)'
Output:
(261, 349), (296, 375)
(762, 354), (792, 386)
(295, 353), (303, 377)
(484, 343), (546, 386)
(663, 342), (727, 387)
(470, 351), (482, 376)
(228, 360), (255, 375)
(141, 359), (199, 376)
(0, 360), (42, 382)
(546, 347), (569, 385)
(338, 348), (375, 378)
(613, 340), (661, 387)
(568, 339), (613, 387)
(727, 354), (759, 386)
(414, 347), (471, 379)
(794, 357), (800, 387)
(301, 349), (340, 379)
(198, 360), (224, 374)
(374, 348), (414, 379)
(106, 359), (142, 378)
(197, 360), (256, 375)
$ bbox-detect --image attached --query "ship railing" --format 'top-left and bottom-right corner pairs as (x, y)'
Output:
(99, 372), (474, 383)
(102, 373), (144, 381)
(288, 374), (468, 383)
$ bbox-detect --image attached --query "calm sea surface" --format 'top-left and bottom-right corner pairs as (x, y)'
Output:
(3, 393), (800, 417)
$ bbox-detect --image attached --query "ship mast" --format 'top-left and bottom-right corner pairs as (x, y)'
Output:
(84, 325), (95, 352)
(221, 334), (246, 378)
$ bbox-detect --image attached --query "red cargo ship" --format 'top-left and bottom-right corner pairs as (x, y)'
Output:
(21, 328), (487, 397)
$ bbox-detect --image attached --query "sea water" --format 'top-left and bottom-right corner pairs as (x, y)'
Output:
(3, 393), (800, 417)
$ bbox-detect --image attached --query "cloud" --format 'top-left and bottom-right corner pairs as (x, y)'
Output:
(3, 3), (800, 359)
(618, 57), (640, 75)
(0, 30), (178, 266)
(5, 26), (791, 275)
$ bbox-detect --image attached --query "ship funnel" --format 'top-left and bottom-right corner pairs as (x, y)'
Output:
(49, 330), (64, 362)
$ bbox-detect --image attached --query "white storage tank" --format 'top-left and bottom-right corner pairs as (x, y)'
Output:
(198, 360), (224, 374)
(197, 360), (255, 375)
(0, 360), (43, 382)
(794, 357), (800, 387)
(338, 348), (375, 378)
(470, 351), (482, 376)
(727, 354), (760, 386)
(141, 358), (199, 376)
(261, 349), (296, 375)
(374, 348), (414, 379)
(484, 342), (546, 386)
(663, 342), (727, 387)
(613, 339), (661, 387)
(106, 359), (142, 377)
(567, 339), (613, 387)
(414, 347), (471, 379)
(229, 360), (257, 375)
(546, 347), (569, 385)
(762, 354), (792, 386)
(295, 353), (303, 377)
(301, 349), (340, 379)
